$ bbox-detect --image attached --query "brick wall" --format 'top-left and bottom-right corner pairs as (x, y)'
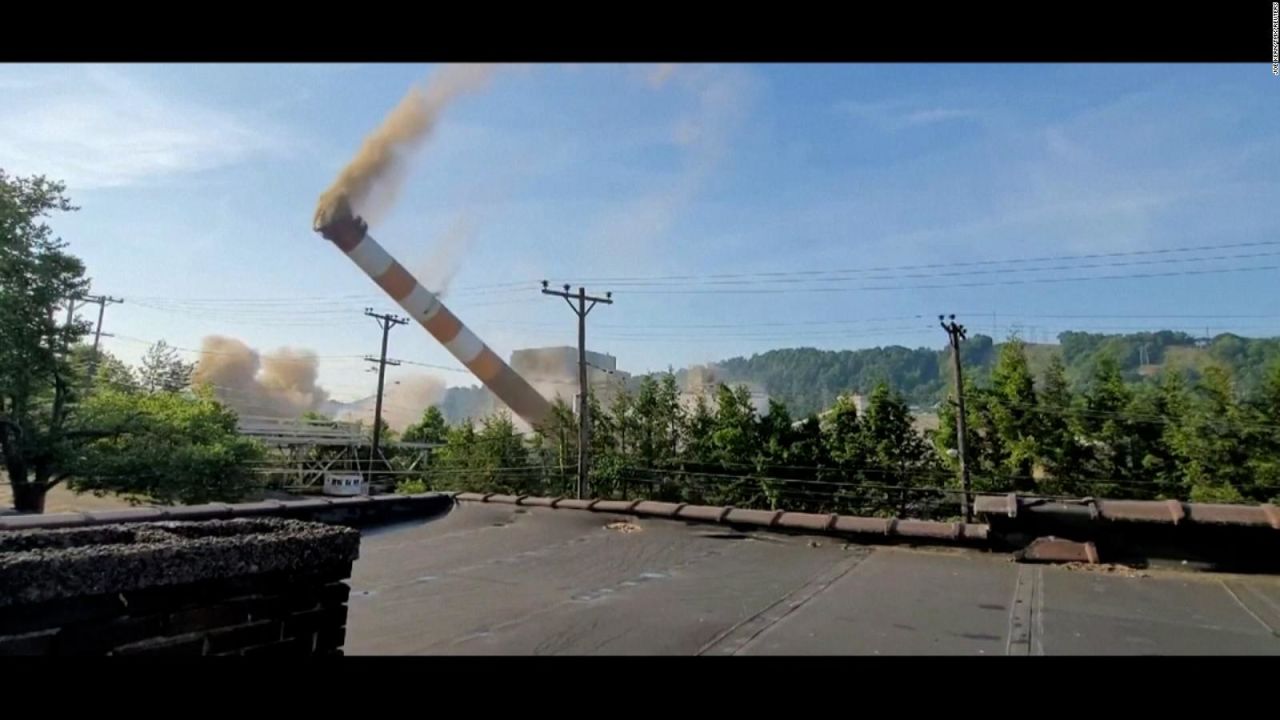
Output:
(0, 518), (359, 656)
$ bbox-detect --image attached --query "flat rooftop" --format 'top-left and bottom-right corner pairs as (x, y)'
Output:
(346, 503), (1280, 655)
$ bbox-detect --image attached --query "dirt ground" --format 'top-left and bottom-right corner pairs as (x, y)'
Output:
(0, 476), (148, 514)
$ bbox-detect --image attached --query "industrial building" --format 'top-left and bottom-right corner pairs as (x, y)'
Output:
(509, 346), (631, 411)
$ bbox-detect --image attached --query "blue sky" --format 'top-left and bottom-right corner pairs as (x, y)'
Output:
(2, 63), (1278, 401)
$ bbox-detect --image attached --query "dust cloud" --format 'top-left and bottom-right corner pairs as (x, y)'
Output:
(313, 63), (496, 230)
(191, 336), (330, 418)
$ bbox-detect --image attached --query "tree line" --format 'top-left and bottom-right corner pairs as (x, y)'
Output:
(396, 338), (1280, 516)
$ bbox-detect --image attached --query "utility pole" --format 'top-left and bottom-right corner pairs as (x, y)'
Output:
(364, 308), (408, 469)
(541, 282), (613, 499)
(77, 294), (123, 381)
(940, 314), (972, 523)
(57, 297), (80, 360)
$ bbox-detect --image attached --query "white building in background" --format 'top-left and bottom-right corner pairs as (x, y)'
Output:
(509, 346), (631, 411)
(508, 348), (775, 418)
(679, 365), (771, 416)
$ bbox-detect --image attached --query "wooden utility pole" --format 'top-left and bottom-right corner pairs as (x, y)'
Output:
(77, 294), (123, 382)
(541, 282), (613, 499)
(364, 308), (408, 468)
(940, 314), (972, 523)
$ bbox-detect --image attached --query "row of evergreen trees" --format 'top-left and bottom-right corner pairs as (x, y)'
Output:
(394, 339), (1280, 517)
(940, 341), (1280, 504)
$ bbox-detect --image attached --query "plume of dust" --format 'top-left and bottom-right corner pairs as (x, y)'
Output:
(684, 364), (721, 393)
(382, 374), (446, 431)
(586, 66), (748, 266)
(314, 63), (497, 230)
(415, 214), (474, 297)
(334, 374), (446, 432)
(191, 336), (330, 418)
(412, 153), (534, 297)
(681, 363), (769, 415)
(646, 63), (679, 89)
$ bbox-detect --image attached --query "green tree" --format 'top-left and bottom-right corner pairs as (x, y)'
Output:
(822, 392), (868, 513)
(822, 393), (865, 468)
(475, 412), (534, 492)
(586, 391), (628, 498)
(433, 419), (480, 489)
(1080, 354), (1136, 495)
(138, 339), (194, 393)
(859, 384), (937, 516)
(71, 345), (138, 395)
(692, 384), (759, 506)
(0, 172), (91, 512)
(610, 387), (639, 459)
(1167, 367), (1252, 503)
(402, 405), (448, 445)
(1247, 362), (1280, 501)
(710, 384), (758, 464)
(429, 412), (533, 494)
(530, 397), (577, 495)
(67, 386), (265, 504)
(788, 414), (832, 510)
(1126, 376), (1183, 499)
(756, 398), (796, 509)
(934, 377), (1002, 494)
(1035, 355), (1089, 495)
(681, 392), (716, 464)
(631, 376), (662, 468)
(657, 372), (684, 458)
(392, 405), (450, 491)
(986, 338), (1040, 490)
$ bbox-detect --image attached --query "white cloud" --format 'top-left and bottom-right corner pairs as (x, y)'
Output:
(581, 65), (757, 272)
(839, 98), (983, 130)
(902, 107), (981, 126)
(0, 65), (289, 190)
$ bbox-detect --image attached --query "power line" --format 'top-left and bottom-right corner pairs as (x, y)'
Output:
(548, 249), (1280, 289)
(122, 240), (1280, 303)
(535, 239), (1280, 285)
(598, 263), (1280, 295)
(426, 261), (1280, 302)
(106, 334), (365, 360)
(395, 359), (472, 373)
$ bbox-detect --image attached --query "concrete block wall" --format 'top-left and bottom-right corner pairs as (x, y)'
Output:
(0, 492), (456, 532)
(0, 518), (359, 656)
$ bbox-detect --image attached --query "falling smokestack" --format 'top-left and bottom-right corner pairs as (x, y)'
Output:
(314, 198), (552, 429)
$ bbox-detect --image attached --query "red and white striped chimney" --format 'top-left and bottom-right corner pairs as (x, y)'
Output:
(315, 201), (551, 429)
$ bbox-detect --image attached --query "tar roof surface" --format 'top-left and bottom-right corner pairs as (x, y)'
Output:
(346, 502), (1280, 655)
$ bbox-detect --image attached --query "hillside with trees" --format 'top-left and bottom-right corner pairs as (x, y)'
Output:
(707, 331), (1280, 417)
(433, 330), (1280, 428)
(429, 330), (1280, 425)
